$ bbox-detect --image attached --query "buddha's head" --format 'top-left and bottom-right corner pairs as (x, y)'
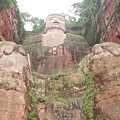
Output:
(44, 14), (66, 33)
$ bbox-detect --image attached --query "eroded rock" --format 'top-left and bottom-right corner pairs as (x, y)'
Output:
(0, 89), (26, 120)
(0, 4), (24, 43)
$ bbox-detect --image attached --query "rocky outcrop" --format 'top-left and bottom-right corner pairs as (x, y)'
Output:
(77, 42), (120, 119)
(0, 89), (27, 120)
(93, 55), (120, 120)
(0, 1), (25, 44)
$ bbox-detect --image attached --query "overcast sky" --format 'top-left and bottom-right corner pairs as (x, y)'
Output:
(16, 0), (83, 20)
(16, 0), (83, 30)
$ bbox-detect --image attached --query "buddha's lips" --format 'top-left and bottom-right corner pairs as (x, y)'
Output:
(53, 21), (59, 24)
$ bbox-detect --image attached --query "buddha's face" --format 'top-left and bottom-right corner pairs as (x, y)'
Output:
(45, 14), (66, 33)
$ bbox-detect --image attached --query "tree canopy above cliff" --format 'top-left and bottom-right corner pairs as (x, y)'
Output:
(0, 0), (13, 11)
(70, 0), (120, 46)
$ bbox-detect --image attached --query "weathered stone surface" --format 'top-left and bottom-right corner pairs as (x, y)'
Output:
(0, 41), (31, 120)
(0, 3), (24, 43)
(0, 1), (119, 120)
(37, 102), (84, 120)
(93, 55), (120, 120)
(37, 102), (57, 120)
(78, 42), (120, 119)
(103, 0), (120, 43)
(36, 71), (86, 120)
(41, 14), (66, 47)
(0, 89), (27, 120)
(84, 0), (120, 46)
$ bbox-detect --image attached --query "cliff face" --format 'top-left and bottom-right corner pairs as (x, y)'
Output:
(100, 0), (120, 43)
(85, 0), (120, 46)
(0, 1), (25, 44)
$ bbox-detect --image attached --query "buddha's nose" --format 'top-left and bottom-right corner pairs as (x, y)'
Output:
(53, 18), (59, 23)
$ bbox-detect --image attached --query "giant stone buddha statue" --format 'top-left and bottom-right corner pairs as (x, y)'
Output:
(23, 14), (90, 75)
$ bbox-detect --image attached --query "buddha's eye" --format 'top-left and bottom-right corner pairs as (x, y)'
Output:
(48, 17), (54, 20)
(60, 19), (64, 21)
(58, 17), (64, 21)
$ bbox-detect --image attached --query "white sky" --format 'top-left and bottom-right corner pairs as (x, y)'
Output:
(16, 0), (83, 30)
(16, 0), (83, 20)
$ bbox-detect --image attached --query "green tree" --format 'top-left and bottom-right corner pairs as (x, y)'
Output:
(20, 12), (45, 35)
(0, 0), (12, 11)
(70, 0), (101, 46)
(71, 1), (91, 26)
(20, 12), (32, 23)
(61, 13), (76, 23)
(31, 18), (45, 35)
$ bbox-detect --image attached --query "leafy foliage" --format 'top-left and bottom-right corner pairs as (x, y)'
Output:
(0, 0), (12, 12)
(20, 12), (45, 35)
(28, 106), (37, 120)
(28, 90), (39, 120)
(28, 91), (38, 105)
(81, 73), (96, 120)
(71, 0), (119, 46)
(31, 18), (45, 35)
(70, 0), (100, 46)
(20, 12), (32, 23)
(0, 83), (2, 89)
(45, 73), (83, 103)
(50, 73), (66, 80)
